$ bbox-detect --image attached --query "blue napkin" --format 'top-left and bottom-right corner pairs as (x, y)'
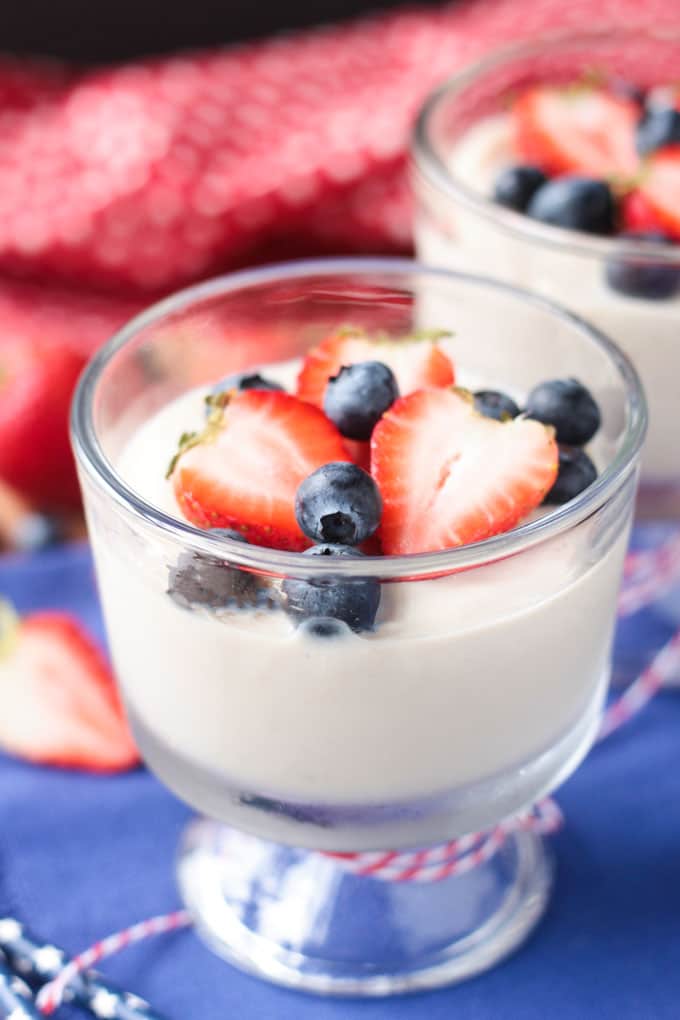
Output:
(1, 540), (679, 1020)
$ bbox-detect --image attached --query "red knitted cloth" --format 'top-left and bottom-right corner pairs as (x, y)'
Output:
(0, 0), (668, 355)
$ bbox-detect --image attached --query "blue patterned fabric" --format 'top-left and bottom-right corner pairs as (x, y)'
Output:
(0, 540), (679, 1020)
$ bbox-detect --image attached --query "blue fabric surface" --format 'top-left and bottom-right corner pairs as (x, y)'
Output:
(0, 540), (679, 1019)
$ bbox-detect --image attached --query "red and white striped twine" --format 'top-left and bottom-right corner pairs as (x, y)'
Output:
(34, 536), (680, 1014)
(598, 628), (680, 740)
(619, 532), (680, 617)
(324, 797), (564, 882)
(35, 911), (193, 1015)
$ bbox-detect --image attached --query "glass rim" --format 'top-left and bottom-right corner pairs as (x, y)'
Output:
(411, 24), (680, 264)
(71, 256), (647, 580)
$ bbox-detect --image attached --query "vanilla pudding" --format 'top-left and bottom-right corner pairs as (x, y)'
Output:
(73, 260), (645, 851)
(85, 353), (631, 850)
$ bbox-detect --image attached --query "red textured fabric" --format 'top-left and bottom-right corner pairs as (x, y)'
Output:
(0, 0), (671, 356)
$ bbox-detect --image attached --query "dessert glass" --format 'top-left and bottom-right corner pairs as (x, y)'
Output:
(71, 258), (645, 995)
(412, 26), (679, 519)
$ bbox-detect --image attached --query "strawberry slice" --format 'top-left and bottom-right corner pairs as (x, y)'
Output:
(0, 604), (139, 772)
(296, 331), (455, 409)
(636, 146), (680, 240)
(512, 85), (639, 177)
(0, 338), (86, 510)
(171, 389), (351, 549)
(620, 189), (667, 233)
(371, 388), (558, 555)
(343, 439), (371, 471)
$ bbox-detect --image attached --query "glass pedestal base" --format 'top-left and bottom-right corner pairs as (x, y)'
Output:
(177, 819), (554, 996)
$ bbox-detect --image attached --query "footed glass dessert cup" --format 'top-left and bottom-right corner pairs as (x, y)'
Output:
(412, 26), (680, 519)
(72, 259), (646, 995)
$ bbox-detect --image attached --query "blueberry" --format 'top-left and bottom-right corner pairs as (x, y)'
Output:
(473, 390), (520, 421)
(543, 448), (598, 504)
(527, 176), (617, 235)
(525, 378), (601, 446)
(635, 107), (680, 156)
(211, 372), (284, 397)
(323, 361), (399, 440)
(493, 165), (547, 212)
(283, 544), (380, 634)
(605, 231), (680, 300)
(168, 530), (271, 611)
(295, 462), (382, 545)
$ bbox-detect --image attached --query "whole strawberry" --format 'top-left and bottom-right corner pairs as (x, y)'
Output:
(0, 338), (86, 510)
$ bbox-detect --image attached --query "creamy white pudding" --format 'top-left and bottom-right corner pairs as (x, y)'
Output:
(414, 113), (678, 496)
(84, 353), (631, 849)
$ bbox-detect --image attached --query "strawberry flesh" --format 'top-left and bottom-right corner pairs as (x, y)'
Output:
(296, 332), (455, 409)
(513, 85), (639, 178)
(172, 390), (351, 549)
(636, 146), (680, 240)
(343, 438), (371, 471)
(0, 611), (139, 772)
(371, 388), (558, 555)
(620, 189), (667, 233)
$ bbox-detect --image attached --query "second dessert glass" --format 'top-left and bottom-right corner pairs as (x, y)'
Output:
(412, 26), (680, 518)
(71, 259), (646, 995)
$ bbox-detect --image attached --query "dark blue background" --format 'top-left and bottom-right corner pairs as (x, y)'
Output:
(1, 542), (679, 1019)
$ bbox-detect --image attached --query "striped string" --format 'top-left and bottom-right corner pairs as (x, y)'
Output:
(598, 628), (680, 740)
(332, 621), (680, 885)
(618, 532), (680, 617)
(35, 912), (192, 1016)
(324, 798), (564, 882)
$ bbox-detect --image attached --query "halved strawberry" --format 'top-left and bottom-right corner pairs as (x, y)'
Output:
(636, 146), (680, 240)
(512, 85), (639, 178)
(0, 603), (139, 772)
(371, 388), (558, 555)
(296, 331), (455, 409)
(171, 389), (350, 549)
